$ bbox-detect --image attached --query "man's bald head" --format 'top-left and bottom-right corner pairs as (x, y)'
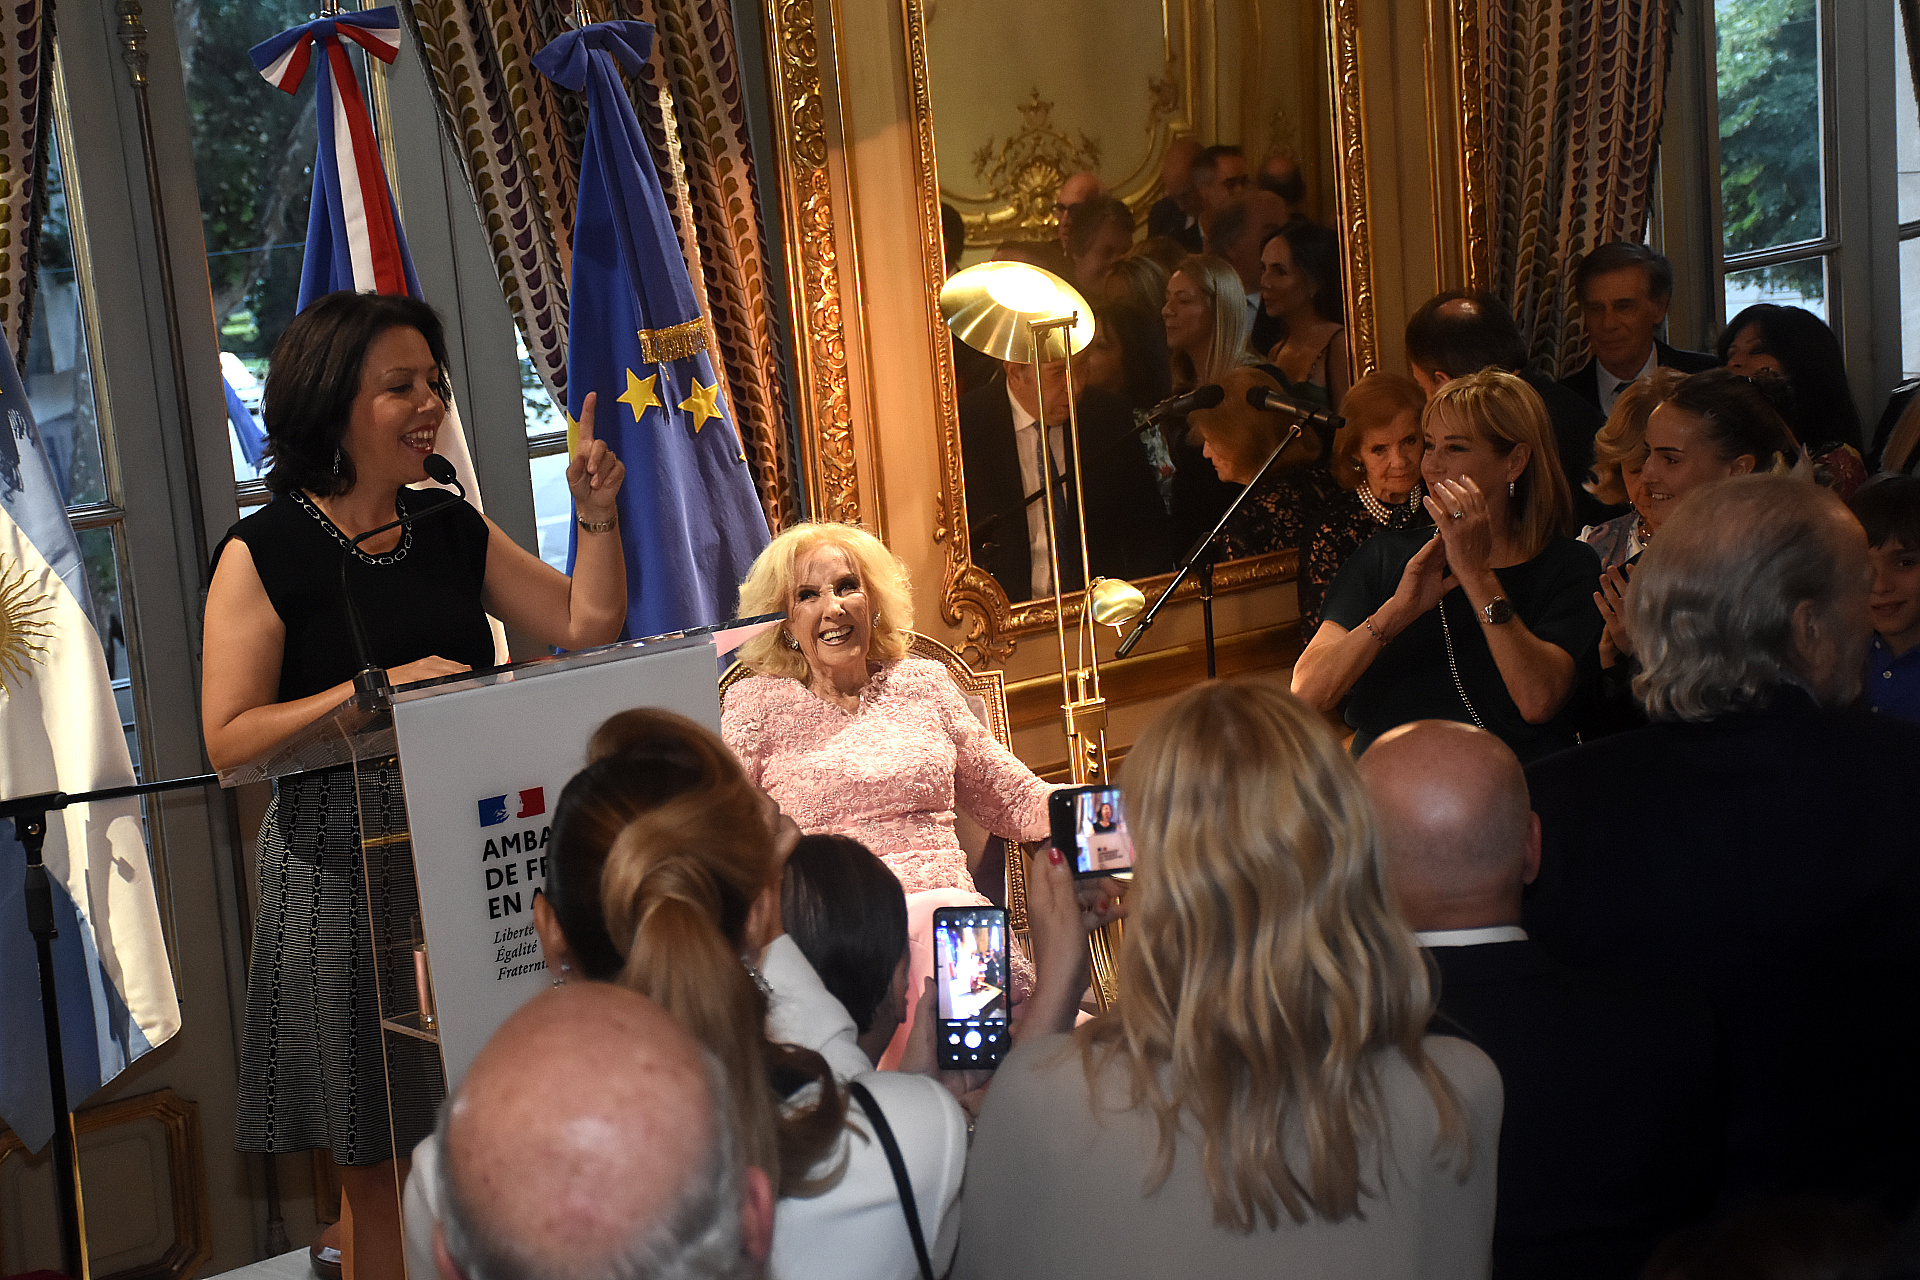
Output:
(1162, 137), (1203, 202)
(436, 984), (767, 1280)
(1055, 171), (1106, 248)
(1358, 721), (1540, 932)
(1403, 289), (1528, 396)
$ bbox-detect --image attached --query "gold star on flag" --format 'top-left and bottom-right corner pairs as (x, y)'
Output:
(618, 368), (660, 422)
(678, 378), (724, 433)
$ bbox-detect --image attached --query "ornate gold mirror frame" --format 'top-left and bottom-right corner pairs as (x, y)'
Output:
(916, 0), (1377, 659)
(759, 0), (1481, 662)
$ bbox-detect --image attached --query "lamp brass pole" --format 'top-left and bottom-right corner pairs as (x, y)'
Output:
(939, 262), (1132, 785)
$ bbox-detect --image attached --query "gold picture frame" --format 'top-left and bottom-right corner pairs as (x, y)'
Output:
(759, 0), (1481, 662)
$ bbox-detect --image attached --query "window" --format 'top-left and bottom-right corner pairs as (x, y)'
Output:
(36, 76), (145, 775)
(1666, 0), (1901, 433)
(523, 341), (574, 571)
(1716, 0), (1830, 321)
(1896, 12), (1920, 379)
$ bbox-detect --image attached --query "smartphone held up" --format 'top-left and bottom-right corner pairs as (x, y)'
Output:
(1049, 784), (1135, 879)
(933, 905), (1009, 1070)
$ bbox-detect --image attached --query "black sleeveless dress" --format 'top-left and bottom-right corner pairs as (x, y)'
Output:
(224, 489), (492, 1165)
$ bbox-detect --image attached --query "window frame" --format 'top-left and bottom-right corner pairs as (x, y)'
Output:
(1657, 0), (1901, 432)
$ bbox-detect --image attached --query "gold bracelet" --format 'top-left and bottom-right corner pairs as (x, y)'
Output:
(576, 514), (617, 534)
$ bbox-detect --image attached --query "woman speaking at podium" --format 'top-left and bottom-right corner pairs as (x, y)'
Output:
(200, 292), (626, 1280)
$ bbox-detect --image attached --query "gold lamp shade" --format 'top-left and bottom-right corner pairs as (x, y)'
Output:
(1088, 576), (1146, 627)
(940, 261), (1096, 362)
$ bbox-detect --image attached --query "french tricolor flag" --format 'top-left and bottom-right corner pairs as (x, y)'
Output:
(250, 8), (505, 661)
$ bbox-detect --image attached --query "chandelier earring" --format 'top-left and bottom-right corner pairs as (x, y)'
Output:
(332, 447), (345, 476)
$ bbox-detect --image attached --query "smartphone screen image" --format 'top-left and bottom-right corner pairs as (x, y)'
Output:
(933, 905), (1009, 1069)
(1049, 784), (1135, 877)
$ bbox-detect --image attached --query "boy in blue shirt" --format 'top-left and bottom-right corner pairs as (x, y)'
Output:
(1849, 476), (1920, 722)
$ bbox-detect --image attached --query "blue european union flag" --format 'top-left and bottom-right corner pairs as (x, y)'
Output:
(478, 796), (509, 828)
(533, 21), (770, 640)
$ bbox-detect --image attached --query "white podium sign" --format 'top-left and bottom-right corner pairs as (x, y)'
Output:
(391, 636), (721, 1086)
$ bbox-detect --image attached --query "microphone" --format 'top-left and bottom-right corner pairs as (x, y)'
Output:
(1244, 385), (1343, 453)
(1144, 383), (1225, 424)
(339, 453), (471, 710)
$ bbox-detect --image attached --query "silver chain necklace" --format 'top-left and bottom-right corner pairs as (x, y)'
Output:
(1436, 594), (1487, 729)
(293, 489), (413, 566)
(1358, 479), (1423, 526)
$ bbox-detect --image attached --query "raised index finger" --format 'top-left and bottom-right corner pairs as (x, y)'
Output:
(577, 391), (598, 447)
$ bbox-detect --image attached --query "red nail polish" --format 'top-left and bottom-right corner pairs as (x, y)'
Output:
(1048, 846), (1063, 864)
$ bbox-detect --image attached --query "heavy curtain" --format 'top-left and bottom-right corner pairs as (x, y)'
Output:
(0, 2), (51, 367)
(404, 0), (795, 530)
(1480, 0), (1675, 377)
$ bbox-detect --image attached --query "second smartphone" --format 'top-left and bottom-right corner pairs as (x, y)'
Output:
(932, 904), (1010, 1070)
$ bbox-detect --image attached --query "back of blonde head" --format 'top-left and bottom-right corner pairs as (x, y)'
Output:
(1085, 681), (1467, 1228)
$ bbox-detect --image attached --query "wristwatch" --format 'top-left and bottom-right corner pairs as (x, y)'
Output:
(1481, 595), (1514, 625)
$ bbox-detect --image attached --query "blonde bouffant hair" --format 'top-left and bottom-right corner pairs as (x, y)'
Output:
(734, 523), (915, 680)
(1586, 367), (1689, 505)
(1081, 680), (1470, 1229)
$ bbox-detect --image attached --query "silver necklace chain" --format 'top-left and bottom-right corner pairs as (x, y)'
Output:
(1358, 479), (1423, 526)
(293, 489), (413, 566)
(1436, 594), (1487, 729)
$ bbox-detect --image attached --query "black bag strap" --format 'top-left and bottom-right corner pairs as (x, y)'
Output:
(847, 1079), (936, 1280)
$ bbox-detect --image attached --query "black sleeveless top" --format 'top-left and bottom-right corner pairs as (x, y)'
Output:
(219, 489), (494, 702)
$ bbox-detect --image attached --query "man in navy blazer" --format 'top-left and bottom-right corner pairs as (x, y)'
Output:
(1525, 476), (1920, 1223)
(1558, 242), (1718, 416)
(1363, 720), (1722, 1279)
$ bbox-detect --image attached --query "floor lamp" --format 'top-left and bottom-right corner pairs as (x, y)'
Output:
(939, 261), (1144, 786)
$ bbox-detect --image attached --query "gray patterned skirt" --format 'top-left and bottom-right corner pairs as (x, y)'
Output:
(235, 764), (445, 1166)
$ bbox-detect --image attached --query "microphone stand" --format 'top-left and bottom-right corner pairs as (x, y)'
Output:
(1, 772), (220, 1279)
(338, 467), (469, 712)
(1115, 424), (1306, 677)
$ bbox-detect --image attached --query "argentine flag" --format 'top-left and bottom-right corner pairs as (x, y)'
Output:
(0, 348), (179, 1153)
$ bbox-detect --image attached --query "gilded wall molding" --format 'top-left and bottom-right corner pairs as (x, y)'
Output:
(763, 0), (863, 524)
(0, 1089), (211, 1280)
(1326, 0), (1378, 377)
(1448, 0), (1490, 286)
(900, 0), (1009, 663)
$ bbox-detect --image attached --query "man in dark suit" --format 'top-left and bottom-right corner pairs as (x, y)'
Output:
(1558, 242), (1718, 415)
(1361, 720), (1722, 1279)
(959, 359), (1171, 603)
(1405, 290), (1614, 530)
(1146, 137), (1205, 254)
(1525, 476), (1920, 1223)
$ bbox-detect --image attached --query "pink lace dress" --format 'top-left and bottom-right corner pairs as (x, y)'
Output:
(723, 657), (1054, 1057)
(722, 657), (1053, 895)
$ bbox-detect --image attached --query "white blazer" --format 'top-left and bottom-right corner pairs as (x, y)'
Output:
(763, 936), (969, 1280)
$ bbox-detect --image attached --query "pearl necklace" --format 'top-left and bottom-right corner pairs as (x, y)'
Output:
(1357, 479), (1422, 526)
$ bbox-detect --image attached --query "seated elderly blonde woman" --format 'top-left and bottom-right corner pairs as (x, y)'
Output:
(722, 522), (1054, 1054)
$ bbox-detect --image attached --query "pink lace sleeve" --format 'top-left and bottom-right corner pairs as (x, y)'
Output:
(923, 667), (1055, 842)
(720, 678), (773, 787)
